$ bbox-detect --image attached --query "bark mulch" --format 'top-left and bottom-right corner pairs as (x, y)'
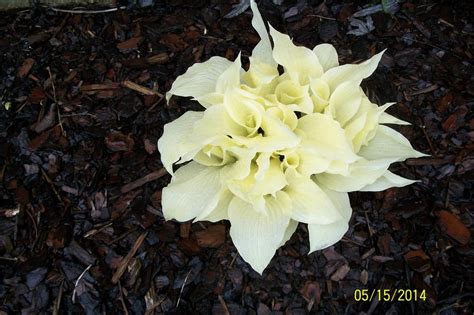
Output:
(0, 0), (473, 314)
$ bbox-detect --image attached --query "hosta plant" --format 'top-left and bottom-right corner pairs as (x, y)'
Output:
(157, 0), (425, 274)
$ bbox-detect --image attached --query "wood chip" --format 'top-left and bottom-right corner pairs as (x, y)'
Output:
(361, 248), (376, 260)
(330, 264), (350, 281)
(117, 37), (143, 52)
(28, 129), (52, 151)
(61, 185), (79, 195)
(406, 157), (453, 166)
(32, 103), (56, 133)
(105, 131), (135, 152)
(146, 53), (169, 64)
(410, 84), (438, 96)
(372, 255), (394, 263)
(121, 169), (168, 193)
(404, 249), (431, 273)
(360, 270), (369, 285)
(436, 210), (471, 245)
(300, 281), (321, 311)
(112, 232), (147, 284)
(144, 138), (157, 154)
(180, 222), (191, 239)
(195, 224), (226, 248)
(80, 83), (120, 91)
(17, 58), (35, 78)
(121, 80), (163, 96)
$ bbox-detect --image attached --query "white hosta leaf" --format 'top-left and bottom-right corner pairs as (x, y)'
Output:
(249, 0), (276, 66)
(280, 150), (301, 171)
(166, 56), (233, 106)
(344, 111), (368, 147)
(313, 43), (339, 71)
(158, 111), (204, 174)
(228, 159), (287, 205)
(316, 158), (397, 192)
(233, 113), (300, 152)
(296, 149), (332, 175)
(308, 220), (349, 253)
(244, 58), (279, 87)
(321, 50), (385, 91)
(310, 78), (330, 112)
(344, 99), (389, 152)
(308, 185), (352, 253)
(224, 89), (264, 135)
(216, 53), (242, 94)
(221, 146), (257, 180)
(274, 79), (306, 104)
(246, 0), (279, 88)
(193, 136), (237, 167)
(269, 25), (323, 84)
(195, 189), (233, 222)
(259, 114), (301, 149)
(379, 112), (411, 125)
(279, 219), (298, 246)
(325, 159), (351, 176)
(297, 113), (359, 163)
(229, 192), (291, 274)
(266, 104), (298, 131)
(190, 105), (245, 145)
(255, 152), (272, 181)
(275, 79), (313, 113)
(285, 172), (342, 225)
(360, 170), (417, 191)
(162, 162), (222, 221)
(320, 184), (352, 221)
(327, 81), (362, 126)
(358, 125), (427, 161)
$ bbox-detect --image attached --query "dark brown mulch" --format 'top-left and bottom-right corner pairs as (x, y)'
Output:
(0, 0), (473, 314)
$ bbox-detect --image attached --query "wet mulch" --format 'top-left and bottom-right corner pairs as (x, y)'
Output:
(0, 0), (473, 314)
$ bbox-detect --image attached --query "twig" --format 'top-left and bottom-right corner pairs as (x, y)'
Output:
(122, 80), (164, 97)
(364, 211), (374, 237)
(0, 256), (18, 262)
(144, 296), (167, 315)
(107, 227), (138, 245)
(51, 6), (126, 14)
(218, 295), (230, 315)
(25, 206), (38, 242)
(409, 84), (438, 96)
(53, 280), (65, 315)
(112, 232), (148, 284)
(84, 222), (113, 238)
(117, 281), (130, 315)
(307, 14), (336, 20)
(228, 254), (237, 268)
(41, 168), (64, 205)
(147, 97), (164, 112)
(121, 168), (167, 193)
(61, 112), (96, 118)
(176, 269), (192, 308)
(47, 67), (64, 135)
(0, 164), (5, 182)
(72, 264), (93, 303)
(417, 118), (437, 155)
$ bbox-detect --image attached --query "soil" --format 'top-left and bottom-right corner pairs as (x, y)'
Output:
(0, 0), (473, 314)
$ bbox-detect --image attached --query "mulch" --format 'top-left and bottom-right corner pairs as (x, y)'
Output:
(0, 0), (473, 314)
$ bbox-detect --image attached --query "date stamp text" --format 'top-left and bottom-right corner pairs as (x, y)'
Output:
(354, 289), (427, 302)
